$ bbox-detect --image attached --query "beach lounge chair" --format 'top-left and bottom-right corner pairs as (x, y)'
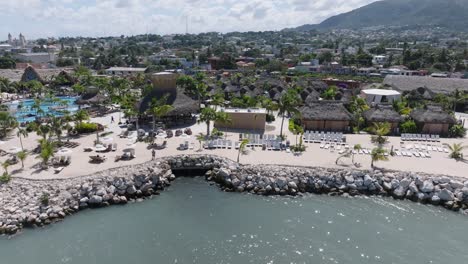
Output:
(413, 152), (420, 157)
(324, 144), (330, 150)
(54, 167), (64, 173)
(89, 155), (106, 163)
(395, 151), (401, 156)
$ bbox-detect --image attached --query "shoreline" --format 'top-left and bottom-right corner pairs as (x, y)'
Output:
(1, 154), (468, 236)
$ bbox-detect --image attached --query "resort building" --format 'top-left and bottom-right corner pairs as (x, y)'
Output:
(410, 105), (457, 135)
(105, 67), (147, 76)
(299, 101), (352, 132)
(363, 105), (403, 134)
(139, 72), (198, 127)
(383, 75), (468, 94)
(214, 108), (267, 131)
(15, 52), (56, 64)
(360, 89), (401, 104)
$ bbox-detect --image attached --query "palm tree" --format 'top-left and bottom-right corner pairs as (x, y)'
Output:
(198, 108), (230, 136)
(336, 149), (352, 165)
(49, 116), (71, 144)
(261, 97), (279, 117)
(321, 86), (337, 100)
(211, 91), (225, 110)
(0, 111), (17, 138)
(17, 150), (28, 169)
(277, 89), (301, 138)
(73, 109), (90, 125)
(2, 161), (10, 175)
(371, 147), (389, 168)
(370, 122), (391, 145)
(443, 143), (466, 160)
(16, 127), (29, 150)
(38, 139), (55, 168)
(196, 133), (206, 151)
(148, 95), (174, 132)
(352, 144), (362, 165)
(237, 139), (249, 163)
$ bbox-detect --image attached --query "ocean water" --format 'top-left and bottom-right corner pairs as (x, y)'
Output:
(1, 177), (467, 264)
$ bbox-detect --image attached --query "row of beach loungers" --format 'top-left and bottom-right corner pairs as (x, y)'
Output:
(402, 144), (448, 152)
(304, 131), (345, 143)
(401, 133), (440, 142)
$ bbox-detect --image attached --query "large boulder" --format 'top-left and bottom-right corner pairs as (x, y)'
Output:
(89, 195), (103, 205)
(420, 180), (434, 193)
(438, 189), (454, 201)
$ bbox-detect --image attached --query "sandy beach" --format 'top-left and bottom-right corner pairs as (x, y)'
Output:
(1, 111), (467, 180)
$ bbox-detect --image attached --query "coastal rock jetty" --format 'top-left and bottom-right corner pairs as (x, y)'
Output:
(2, 155), (468, 235)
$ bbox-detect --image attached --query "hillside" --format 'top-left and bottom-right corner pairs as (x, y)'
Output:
(294, 0), (468, 31)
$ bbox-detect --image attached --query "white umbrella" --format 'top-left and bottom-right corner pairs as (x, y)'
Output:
(156, 133), (167, 139)
(57, 148), (73, 156)
(101, 137), (114, 145)
(8, 147), (22, 154)
(94, 144), (107, 152)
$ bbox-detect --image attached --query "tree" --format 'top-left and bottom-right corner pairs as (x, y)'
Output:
(449, 124), (467, 138)
(38, 139), (56, 168)
(2, 161), (10, 175)
(352, 144), (362, 165)
(148, 95), (174, 132)
(17, 150), (28, 169)
(400, 120), (418, 134)
(443, 143), (466, 160)
(278, 89), (301, 137)
(371, 147), (389, 168)
(196, 133), (206, 151)
(237, 139), (249, 163)
(198, 108), (230, 136)
(49, 116), (71, 143)
(16, 127), (29, 150)
(0, 111), (17, 138)
(0, 56), (16, 69)
(336, 149), (352, 165)
(370, 122), (391, 145)
(321, 86), (337, 100)
(74, 109), (90, 125)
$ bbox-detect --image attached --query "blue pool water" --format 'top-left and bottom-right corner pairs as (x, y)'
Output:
(7, 97), (79, 122)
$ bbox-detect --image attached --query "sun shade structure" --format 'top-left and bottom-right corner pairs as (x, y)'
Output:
(363, 104), (403, 133)
(410, 105), (456, 135)
(300, 101), (352, 132)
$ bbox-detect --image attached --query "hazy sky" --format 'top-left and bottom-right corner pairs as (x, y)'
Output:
(2, 0), (378, 39)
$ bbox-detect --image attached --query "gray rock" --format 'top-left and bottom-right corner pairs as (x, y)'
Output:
(288, 181), (298, 189)
(450, 180), (464, 190)
(89, 195), (103, 204)
(431, 195), (441, 204)
(363, 175), (373, 186)
(438, 189), (454, 201)
(393, 186), (407, 198)
(276, 177), (287, 188)
(344, 175), (354, 184)
(420, 180), (434, 193)
(126, 185), (137, 195)
(409, 182), (419, 193)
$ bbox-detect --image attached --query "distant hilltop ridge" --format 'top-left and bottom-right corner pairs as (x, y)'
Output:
(291, 0), (468, 31)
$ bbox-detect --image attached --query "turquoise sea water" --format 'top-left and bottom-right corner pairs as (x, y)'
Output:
(1, 177), (467, 264)
(7, 97), (78, 122)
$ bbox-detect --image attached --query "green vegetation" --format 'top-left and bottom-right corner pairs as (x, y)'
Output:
(400, 120), (418, 134)
(371, 147), (389, 168)
(237, 139), (249, 163)
(370, 122), (391, 145)
(443, 143), (466, 160)
(75, 122), (99, 134)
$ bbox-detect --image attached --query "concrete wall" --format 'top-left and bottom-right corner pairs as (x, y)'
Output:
(151, 73), (177, 90)
(215, 112), (266, 131)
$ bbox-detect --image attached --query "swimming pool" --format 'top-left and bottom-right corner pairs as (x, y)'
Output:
(6, 97), (79, 123)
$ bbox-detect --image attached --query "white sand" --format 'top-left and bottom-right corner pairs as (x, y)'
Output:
(1, 111), (467, 180)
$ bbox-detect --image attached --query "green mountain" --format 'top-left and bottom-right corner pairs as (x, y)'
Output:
(294, 0), (468, 31)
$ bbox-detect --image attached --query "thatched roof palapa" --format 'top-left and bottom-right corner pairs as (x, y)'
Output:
(300, 101), (352, 121)
(76, 91), (108, 105)
(21, 65), (44, 83)
(139, 88), (199, 116)
(410, 105), (456, 124)
(363, 104), (403, 123)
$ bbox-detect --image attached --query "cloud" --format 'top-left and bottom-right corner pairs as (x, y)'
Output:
(1, 0), (378, 39)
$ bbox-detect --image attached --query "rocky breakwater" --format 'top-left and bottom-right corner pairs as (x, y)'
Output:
(2, 154), (468, 235)
(0, 161), (175, 235)
(207, 162), (468, 214)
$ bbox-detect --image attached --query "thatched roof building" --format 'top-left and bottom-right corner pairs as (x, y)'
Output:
(21, 65), (44, 83)
(76, 91), (108, 105)
(300, 101), (352, 132)
(384, 75), (468, 95)
(410, 105), (456, 124)
(138, 88), (199, 117)
(410, 105), (456, 135)
(363, 105), (403, 124)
